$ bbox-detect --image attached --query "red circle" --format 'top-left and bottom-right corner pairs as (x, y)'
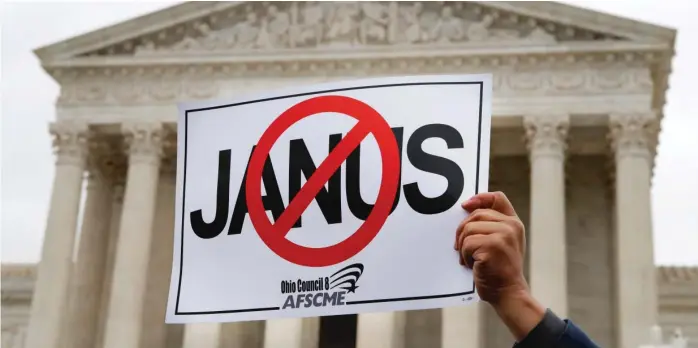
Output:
(246, 95), (400, 267)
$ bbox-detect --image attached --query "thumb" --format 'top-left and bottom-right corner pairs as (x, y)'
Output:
(461, 191), (517, 217)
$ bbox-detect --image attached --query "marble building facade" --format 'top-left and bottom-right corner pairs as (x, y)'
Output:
(1, 1), (692, 348)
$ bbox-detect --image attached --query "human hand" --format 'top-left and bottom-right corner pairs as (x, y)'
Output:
(455, 191), (528, 304)
(455, 191), (545, 340)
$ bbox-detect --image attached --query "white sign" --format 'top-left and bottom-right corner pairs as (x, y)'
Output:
(167, 74), (492, 323)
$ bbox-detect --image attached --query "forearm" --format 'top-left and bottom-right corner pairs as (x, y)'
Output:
(491, 290), (547, 341)
(492, 290), (576, 347)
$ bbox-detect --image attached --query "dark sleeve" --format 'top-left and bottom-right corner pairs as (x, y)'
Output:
(514, 309), (600, 348)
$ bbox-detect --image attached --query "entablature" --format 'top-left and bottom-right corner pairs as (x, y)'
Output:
(53, 62), (655, 109)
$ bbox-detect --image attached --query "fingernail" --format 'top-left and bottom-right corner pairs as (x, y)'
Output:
(462, 196), (478, 208)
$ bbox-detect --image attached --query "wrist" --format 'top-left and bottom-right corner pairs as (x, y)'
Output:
(491, 288), (546, 341)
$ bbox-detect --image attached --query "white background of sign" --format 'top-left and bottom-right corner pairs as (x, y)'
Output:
(167, 74), (492, 323)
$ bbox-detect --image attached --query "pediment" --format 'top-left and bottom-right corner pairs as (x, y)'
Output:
(34, 1), (675, 62)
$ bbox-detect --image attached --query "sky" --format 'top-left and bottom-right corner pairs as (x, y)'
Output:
(1, 1), (697, 265)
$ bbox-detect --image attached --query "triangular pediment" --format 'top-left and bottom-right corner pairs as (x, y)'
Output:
(35, 1), (675, 62)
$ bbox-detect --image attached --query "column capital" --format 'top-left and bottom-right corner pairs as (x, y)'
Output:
(524, 114), (570, 160)
(609, 112), (657, 160)
(122, 122), (164, 166)
(49, 121), (90, 167)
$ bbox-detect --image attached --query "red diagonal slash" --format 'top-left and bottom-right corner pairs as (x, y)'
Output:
(272, 120), (371, 236)
(246, 95), (400, 267)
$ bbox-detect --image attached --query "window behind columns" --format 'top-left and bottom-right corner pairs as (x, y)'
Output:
(564, 155), (614, 347)
(318, 314), (357, 348)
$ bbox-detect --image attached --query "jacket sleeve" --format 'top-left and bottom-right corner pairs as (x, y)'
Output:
(513, 309), (600, 348)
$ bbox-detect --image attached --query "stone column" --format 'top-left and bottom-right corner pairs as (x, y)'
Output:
(95, 173), (126, 348)
(524, 115), (570, 318)
(264, 318), (319, 348)
(61, 145), (115, 348)
(442, 303), (483, 348)
(356, 312), (406, 348)
(140, 156), (177, 348)
(220, 321), (265, 348)
(182, 323), (221, 348)
(103, 123), (163, 348)
(24, 122), (88, 348)
(610, 113), (658, 348)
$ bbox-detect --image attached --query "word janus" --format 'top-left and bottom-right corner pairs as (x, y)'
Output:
(190, 124), (465, 239)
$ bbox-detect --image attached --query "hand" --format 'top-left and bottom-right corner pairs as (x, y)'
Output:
(455, 191), (545, 340)
(455, 191), (527, 304)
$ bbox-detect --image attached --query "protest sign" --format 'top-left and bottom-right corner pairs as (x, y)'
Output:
(167, 74), (492, 323)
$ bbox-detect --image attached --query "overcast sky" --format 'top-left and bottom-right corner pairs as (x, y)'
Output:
(1, 1), (696, 265)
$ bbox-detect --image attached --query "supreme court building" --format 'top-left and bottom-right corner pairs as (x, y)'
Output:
(3, 1), (696, 348)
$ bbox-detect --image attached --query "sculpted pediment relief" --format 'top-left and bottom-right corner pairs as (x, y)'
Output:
(83, 1), (624, 57)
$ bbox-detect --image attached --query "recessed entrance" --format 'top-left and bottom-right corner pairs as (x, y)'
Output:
(318, 314), (357, 348)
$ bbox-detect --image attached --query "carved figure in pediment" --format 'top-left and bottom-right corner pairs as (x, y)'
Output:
(259, 5), (291, 48)
(430, 6), (464, 43)
(398, 2), (427, 43)
(134, 39), (156, 55)
(291, 2), (324, 46)
(197, 23), (224, 50)
(326, 2), (360, 46)
(230, 10), (263, 49)
(359, 2), (389, 44)
(166, 22), (217, 51)
(171, 32), (200, 51)
(525, 26), (557, 43)
(466, 15), (520, 42)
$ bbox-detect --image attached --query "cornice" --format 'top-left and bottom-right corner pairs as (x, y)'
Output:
(658, 266), (698, 309)
(34, 2), (241, 61)
(41, 40), (669, 71)
(484, 2), (676, 43)
(1, 264), (36, 279)
(1, 264), (36, 303)
(659, 266), (698, 284)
